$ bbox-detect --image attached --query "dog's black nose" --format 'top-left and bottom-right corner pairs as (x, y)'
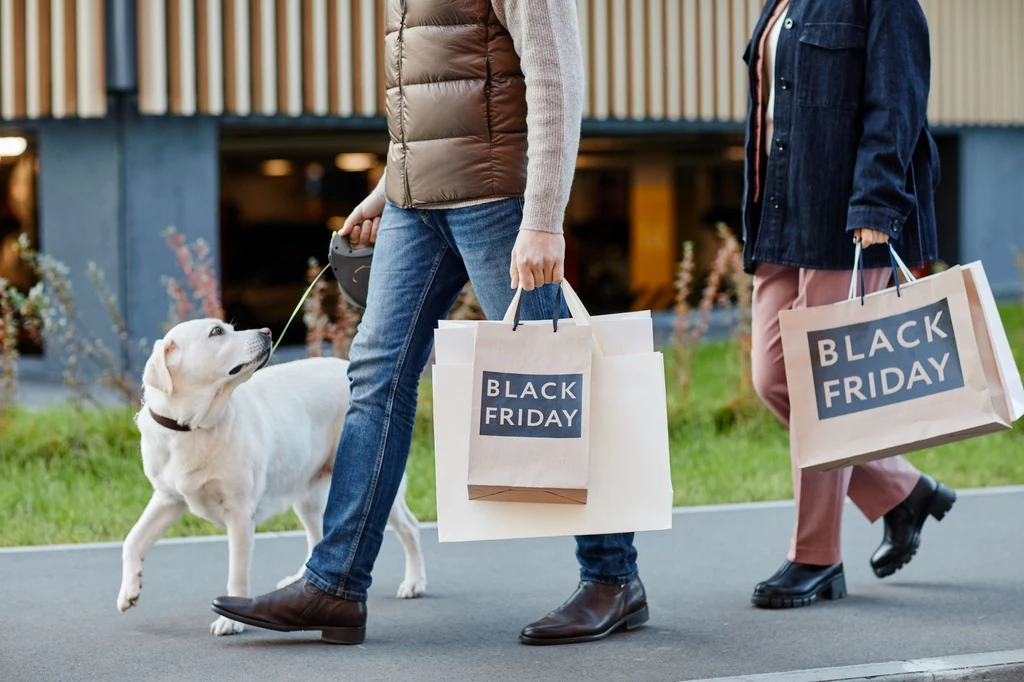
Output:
(259, 328), (272, 338)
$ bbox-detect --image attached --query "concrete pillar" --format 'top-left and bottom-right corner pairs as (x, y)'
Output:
(958, 128), (1024, 299)
(35, 117), (123, 379)
(122, 109), (219, 346)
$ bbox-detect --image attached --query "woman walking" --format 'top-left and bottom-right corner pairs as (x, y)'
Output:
(741, 0), (957, 608)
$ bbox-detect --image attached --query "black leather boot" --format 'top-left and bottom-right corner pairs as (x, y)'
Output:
(871, 474), (956, 579)
(752, 561), (846, 609)
(520, 578), (648, 645)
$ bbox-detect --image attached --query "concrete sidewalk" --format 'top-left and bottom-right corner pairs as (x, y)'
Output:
(2, 489), (1023, 682)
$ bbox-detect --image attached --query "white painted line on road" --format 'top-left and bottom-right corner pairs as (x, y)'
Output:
(683, 648), (1024, 682)
(3, 484), (1022, 555)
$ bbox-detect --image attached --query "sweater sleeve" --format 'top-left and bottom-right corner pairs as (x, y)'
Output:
(492, 0), (584, 234)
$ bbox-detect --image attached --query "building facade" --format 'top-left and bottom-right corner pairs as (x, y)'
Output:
(2, 0), (1023, 378)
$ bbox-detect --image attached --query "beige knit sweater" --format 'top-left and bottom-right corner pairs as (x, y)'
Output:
(382, 0), (584, 235)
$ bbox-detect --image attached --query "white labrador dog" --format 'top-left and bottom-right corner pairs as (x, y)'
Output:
(117, 319), (427, 636)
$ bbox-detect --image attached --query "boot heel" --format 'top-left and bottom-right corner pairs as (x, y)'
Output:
(928, 484), (957, 521)
(321, 626), (366, 645)
(625, 605), (650, 630)
(823, 574), (847, 601)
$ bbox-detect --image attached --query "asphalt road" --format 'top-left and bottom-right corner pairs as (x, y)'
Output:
(2, 489), (1023, 682)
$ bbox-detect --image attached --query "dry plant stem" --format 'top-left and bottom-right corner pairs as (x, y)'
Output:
(0, 280), (17, 410)
(303, 258), (329, 357)
(302, 257), (363, 360)
(162, 227), (224, 330)
(696, 231), (734, 342)
(668, 241), (698, 410)
(333, 294), (361, 359)
(718, 224), (754, 402)
(85, 263), (140, 405)
(1018, 251), (1024, 304)
(450, 283), (485, 321)
(13, 236), (87, 407)
(672, 241), (695, 346)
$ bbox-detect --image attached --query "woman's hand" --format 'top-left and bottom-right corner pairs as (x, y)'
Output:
(854, 228), (890, 248)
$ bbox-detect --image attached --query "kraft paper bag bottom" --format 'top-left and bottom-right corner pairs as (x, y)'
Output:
(804, 422), (1009, 472)
(467, 485), (588, 504)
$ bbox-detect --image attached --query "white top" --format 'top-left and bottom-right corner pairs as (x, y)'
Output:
(764, 8), (788, 157)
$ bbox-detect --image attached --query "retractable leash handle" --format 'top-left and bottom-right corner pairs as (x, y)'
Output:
(329, 230), (374, 310)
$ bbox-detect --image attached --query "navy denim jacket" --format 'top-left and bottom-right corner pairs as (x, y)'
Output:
(741, 0), (940, 274)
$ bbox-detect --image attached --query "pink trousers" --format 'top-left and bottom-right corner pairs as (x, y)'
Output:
(751, 264), (921, 566)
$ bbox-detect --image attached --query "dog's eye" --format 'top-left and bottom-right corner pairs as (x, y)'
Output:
(209, 327), (224, 337)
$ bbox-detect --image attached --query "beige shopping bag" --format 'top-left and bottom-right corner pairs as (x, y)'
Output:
(467, 282), (594, 504)
(962, 261), (1024, 423)
(780, 245), (1013, 472)
(433, 280), (673, 542)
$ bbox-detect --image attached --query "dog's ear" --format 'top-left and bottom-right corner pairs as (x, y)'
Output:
(143, 339), (178, 395)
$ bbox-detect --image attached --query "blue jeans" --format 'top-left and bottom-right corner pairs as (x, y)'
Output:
(303, 198), (638, 601)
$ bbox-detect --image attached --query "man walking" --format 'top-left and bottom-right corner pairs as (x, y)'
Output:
(211, 0), (647, 646)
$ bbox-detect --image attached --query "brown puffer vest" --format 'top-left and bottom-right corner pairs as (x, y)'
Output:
(383, 0), (528, 207)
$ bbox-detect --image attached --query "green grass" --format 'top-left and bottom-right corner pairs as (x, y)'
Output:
(1, 304), (1022, 547)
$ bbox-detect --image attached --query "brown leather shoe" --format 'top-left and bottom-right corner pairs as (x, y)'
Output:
(211, 578), (367, 644)
(520, 578), (649, 645)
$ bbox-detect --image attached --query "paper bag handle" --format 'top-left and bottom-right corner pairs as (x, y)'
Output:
(847, 242), (918, 304)
(501, 280), (605, 356)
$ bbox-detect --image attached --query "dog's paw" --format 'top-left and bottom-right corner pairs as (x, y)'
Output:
(276, 572), (303, 590)
(396, 575), (426, 599)
(116, 572), (143, 612)
(210, 616), (245, 636)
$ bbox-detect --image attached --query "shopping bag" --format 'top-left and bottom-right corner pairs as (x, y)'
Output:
(433, 280), (673, 542)
(467, 283), (594, 504)
(961, 261), (1024, 422)
(779, 244), (1014, 472)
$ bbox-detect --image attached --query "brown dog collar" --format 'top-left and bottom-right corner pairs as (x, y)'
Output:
(148, 408), (193, 432)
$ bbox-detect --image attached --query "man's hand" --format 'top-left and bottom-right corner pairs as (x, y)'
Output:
(510, 230), (565, 291)
(854, 228), (890, 248)
(340, 187), (386, 248)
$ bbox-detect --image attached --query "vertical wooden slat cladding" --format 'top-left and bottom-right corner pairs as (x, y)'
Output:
(303, 0), (314, 112)
(576, 0), (590, 118)
(250, 0), (262, 114)
(38, 0), (52, 117)
(351, 0), (361, 114)
(168, 0), (182, 114)
(13, 0), (27, 119)
(327, 0), (339, 114)
(63, 0), (77, 115)
(198, 0), (210, 113)
(375, 0), (384, 115)
(276, 0), (287, 114)
(4, 0), (1014, 122)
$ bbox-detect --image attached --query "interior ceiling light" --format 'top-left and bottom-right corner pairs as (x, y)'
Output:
(260, 159), (293, 177)
(0, 137), (28, 157)
(335, 153), (378, 172)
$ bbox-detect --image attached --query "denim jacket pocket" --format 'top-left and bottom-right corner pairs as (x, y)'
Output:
(797, 23), (867, 111)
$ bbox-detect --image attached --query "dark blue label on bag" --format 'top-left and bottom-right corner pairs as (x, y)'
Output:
(479, 371), (584, 439)
(806, 299), (964, 420)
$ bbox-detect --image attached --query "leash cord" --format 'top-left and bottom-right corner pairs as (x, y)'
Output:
(271, 265), (330, 357)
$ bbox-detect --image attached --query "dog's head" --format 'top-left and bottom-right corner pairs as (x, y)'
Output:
(142, 319), (272, 427)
